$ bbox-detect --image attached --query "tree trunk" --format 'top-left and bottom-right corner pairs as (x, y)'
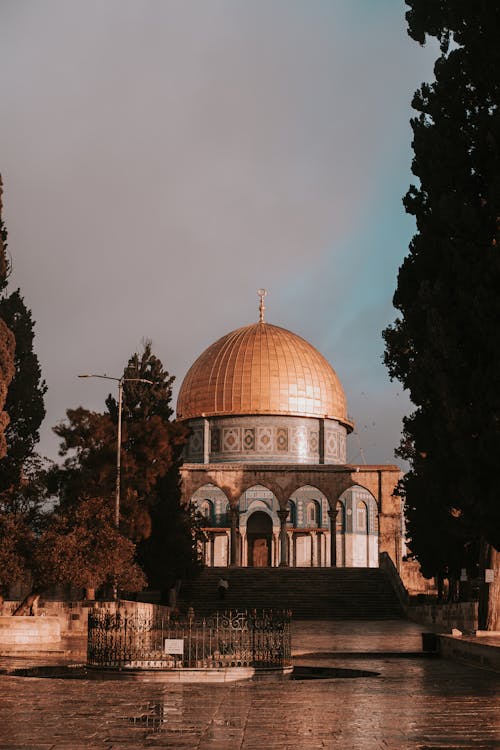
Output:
(478, 543), (500, 631)
(486, 546), (500, 631)
(12, 592), (40, 616)
(84, 587), (96, 600)
(437, 573), (444, 602)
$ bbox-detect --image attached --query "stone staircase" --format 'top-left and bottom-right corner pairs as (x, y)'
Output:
(180, 567), (405, 620)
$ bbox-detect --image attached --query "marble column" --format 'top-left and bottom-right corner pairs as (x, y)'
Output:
(272, 534), (279, 567)
(311, 531), (318, 567)
(278, 509), (289, 567)
(203, 418), (210, 464)
(287, 531), (294, 567)
(230, 507), (239, 566)
(241, 531), (248, 567)
(205, 532), (211, 566)
(328, 508), (338, 567)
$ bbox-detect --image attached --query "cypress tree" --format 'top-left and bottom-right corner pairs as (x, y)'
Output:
(0, 176), (15, 460)
(0, 291), (47, 494)
(383, 2), (500, 622)
(107, 341), (202, 590)
(0, 176), (46, 494)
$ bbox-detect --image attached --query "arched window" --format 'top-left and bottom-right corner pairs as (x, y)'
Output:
(369, 502), (378, 535)
(335, 501), (345, 533)
(307, 500), (320, 528)
(200, 499), (214, 525)
(357, 501), (368, 533)
(287, 500), (297, 527)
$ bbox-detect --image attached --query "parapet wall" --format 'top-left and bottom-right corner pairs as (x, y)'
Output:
(407, 601), (478, 632)
(0, 616), (61, 649)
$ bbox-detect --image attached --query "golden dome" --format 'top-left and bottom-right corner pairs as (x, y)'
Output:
(177, 322), (351, 428)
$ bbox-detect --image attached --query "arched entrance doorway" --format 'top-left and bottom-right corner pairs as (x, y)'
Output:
(247, 511), (273, 567)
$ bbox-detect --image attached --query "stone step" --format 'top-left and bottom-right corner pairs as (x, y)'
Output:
(180, 567), (404, 620)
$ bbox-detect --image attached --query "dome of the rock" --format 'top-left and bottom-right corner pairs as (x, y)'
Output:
(176, 299), (405, 580)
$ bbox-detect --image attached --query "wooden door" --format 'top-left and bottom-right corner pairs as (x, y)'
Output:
(253, 538), (269, 567)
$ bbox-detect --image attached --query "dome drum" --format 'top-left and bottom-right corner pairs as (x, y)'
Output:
(184, 414), (347, 465)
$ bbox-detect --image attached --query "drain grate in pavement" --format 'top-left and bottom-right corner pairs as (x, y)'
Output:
(291, 665), (380, 680)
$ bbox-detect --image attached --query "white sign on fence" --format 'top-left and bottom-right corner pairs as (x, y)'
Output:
(164, 638), (184, 654)
(485, 569), (495, 583)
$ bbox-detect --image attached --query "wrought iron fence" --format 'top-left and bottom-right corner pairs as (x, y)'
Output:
(87, 608), (291, 670)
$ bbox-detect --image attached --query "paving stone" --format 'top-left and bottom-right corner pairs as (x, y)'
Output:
(0, 620), (498, 749)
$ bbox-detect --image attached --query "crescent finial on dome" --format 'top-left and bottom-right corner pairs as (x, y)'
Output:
(258, 288), (267, 323)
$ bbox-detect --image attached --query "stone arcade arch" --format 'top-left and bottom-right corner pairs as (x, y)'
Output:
(288, 485), (330, 567)
(191, 484), (231, 566)
(336, 485), (379, 567)
(238, 485), (280, 567)
(182, 464), (402, 571)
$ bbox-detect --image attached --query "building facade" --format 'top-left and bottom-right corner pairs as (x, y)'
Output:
(178, 301), (403, 571)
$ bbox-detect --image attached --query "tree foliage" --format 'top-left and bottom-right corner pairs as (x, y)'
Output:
(0, 320), (14, 460)
(0, 176), (15, 459)
(111, 343), (204, 589)
(383, 2), (500, 585)
(51, 342), (201, 593)
(0, 512), (32, 597)
(35, 498), (146, 597)
(0, 290), (47, 494)
(0, 176), (49, 603)
(138, 460), (205, 592)
(0, 454), (50, 602)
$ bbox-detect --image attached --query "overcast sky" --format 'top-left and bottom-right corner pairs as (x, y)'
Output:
(0, 1), (436, 467)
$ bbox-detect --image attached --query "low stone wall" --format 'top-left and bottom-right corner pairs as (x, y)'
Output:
(439, 633), (500, 673)
(400, 560), (437, 597)
(407, 601), (478, 632)
(0, 616), (61, 649)
(1, 600), (170, 636)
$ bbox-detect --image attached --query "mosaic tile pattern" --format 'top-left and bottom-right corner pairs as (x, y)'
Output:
(222, 427), (240, 452)
(276, 426), (288, 451)
(189, 429), (203, 455)
(256, 426), (273, 451)
(243, 427), (255, 450)
(210, 428), (220, 452)
(184, 415), (348, 464)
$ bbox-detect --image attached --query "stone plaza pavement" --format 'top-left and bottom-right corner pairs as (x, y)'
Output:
(0, 620), (498, 750)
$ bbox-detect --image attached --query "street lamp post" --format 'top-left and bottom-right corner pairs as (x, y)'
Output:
(78, 373), (154, 530)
